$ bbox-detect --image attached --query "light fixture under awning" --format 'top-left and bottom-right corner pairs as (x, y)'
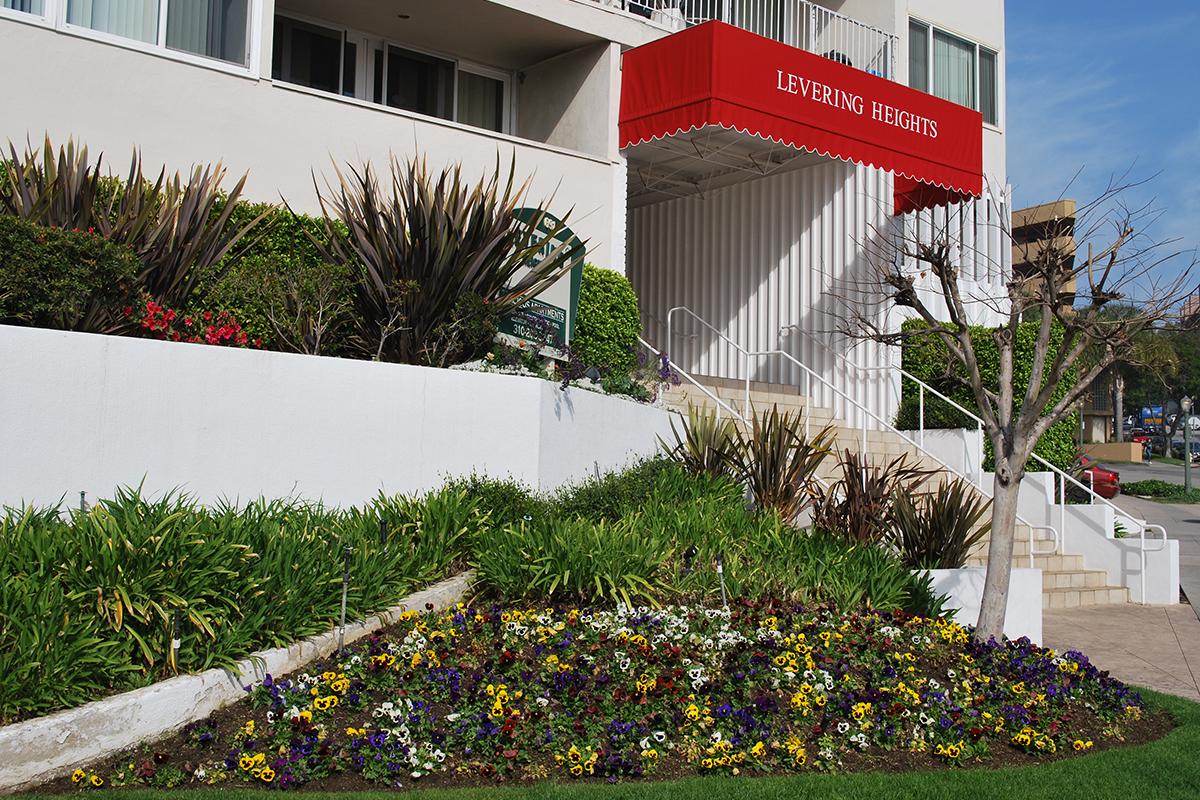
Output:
(619, 21), (983, 213)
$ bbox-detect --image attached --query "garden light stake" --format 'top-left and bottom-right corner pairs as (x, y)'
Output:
(717, 555), (728, 610)
(338, 545), (351, 652)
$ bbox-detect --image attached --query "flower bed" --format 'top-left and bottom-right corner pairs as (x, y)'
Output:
(53, 602), (1168, 792)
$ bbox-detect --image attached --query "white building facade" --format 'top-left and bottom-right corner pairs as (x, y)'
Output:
(0, 0), (1008, 427)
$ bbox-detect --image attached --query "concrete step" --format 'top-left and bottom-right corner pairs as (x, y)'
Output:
(1043, 585), (1129, 609)
(1042, 569), (1109, 590)
(964, 553), (1086, 572)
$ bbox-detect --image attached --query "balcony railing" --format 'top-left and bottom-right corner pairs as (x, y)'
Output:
(602, 0), (897, 80)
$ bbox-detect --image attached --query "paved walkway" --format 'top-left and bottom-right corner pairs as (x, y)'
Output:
(1043, 604), (1200, 701)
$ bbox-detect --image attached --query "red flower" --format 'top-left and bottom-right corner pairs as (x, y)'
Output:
(202, 311), (213, 322)
(122, 306), (133, 318)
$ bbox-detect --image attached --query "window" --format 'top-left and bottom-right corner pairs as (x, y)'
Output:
(166, 0), (249, 64)
(979, 48), (998, 126)
(909, 19), (999, 127)
(383, 45), (454, 120)
(67, 0), (158, 43)
(65, 0), (251, 65)
(271, 13), (512, 134)
(273, 16), (344, 95)
(457, 70), (505, 133)
(2, 0), (44, 15)
(932, 29), (974, 109)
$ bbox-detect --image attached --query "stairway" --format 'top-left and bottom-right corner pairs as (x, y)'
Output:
(661, 374), (1130, 610)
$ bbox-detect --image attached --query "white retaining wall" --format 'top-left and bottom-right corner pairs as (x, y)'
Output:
(928, 568), (1043, 644)
(0, 573), (472, 794)
(0, 325), (678, 508)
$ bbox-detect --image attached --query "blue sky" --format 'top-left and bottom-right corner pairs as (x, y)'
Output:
(1006, 1), (1198, 281)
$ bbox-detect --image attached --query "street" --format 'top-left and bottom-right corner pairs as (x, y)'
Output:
(1102, 460), (1200, 619)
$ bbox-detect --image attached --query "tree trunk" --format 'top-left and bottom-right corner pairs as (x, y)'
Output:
(1113, 374), (1125, 442)
(975, 466), (1023, 642)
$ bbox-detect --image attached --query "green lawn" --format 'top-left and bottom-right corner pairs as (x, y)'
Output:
(36, 690), (1200, 800)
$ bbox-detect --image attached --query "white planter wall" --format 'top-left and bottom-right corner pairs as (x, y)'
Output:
(990, 471), (1180, 605)
(0, 326), (678, 508)
(899, 427), (984, 482)
(928, 568), (1042, 644)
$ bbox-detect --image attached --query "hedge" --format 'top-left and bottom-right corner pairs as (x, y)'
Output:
(894, 318), (1079, 472)
(191, 202), (355, 355)
(0, 217), (140, 331)
(572, 263), (640, 375)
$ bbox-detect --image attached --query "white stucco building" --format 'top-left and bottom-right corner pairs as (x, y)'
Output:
(0, 0), (1009, 426)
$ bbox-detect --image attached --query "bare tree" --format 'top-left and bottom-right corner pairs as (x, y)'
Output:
(266, 272), (352, 356)
(845, 176), (1195, 642)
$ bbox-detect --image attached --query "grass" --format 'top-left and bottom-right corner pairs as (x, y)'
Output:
(27, 690), (1199, 800)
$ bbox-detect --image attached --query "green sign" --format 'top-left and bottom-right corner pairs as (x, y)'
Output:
(498, 209), (584, 356)
(499, 298), (568, 348)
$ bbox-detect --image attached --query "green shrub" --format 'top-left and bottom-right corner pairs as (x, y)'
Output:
(470, 459), (946, 616)
(443, 473), (546, 528)
(572, 263), (640, 374)
(1, 136), (265, 332)
(895, 318), (1079, 472)
(0, 487), (473, 723)
(554, 457), (678, 521)
(193, 203), (355, 355)
(892, 477), (991, 569)
(311, 157), (577, 364)
(1121, 479), (1200, 502)
(0, 216), (140, 330)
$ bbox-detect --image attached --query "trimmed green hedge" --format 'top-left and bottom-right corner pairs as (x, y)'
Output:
(895, 318), (1079, 472)
(572, 263), (640, 374)
(0, 217), (140, 331)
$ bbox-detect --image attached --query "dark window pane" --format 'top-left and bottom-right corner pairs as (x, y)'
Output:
(908, 20), (928, 93)
(373, 48), (384, 104)
(384, 45), (454, 120)
(167, 0), (249, 65)
(272, 15), (341, 95)
(980, 48), (998, 125)
(343, 40), (357, 97)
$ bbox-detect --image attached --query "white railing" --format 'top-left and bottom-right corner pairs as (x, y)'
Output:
(659, 306), (1062, 567)
(602, 0), (898, 80)
(781, 325), (1156, 539)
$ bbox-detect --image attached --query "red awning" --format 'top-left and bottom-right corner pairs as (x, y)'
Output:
(619, 21), (983, 213)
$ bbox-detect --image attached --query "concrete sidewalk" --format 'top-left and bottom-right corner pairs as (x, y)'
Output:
(1043, 604), (1200, 701)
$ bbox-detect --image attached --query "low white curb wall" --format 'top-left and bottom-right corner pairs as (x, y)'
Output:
(928, 568), (1043, 645)
(0, 572), (472, 794)
(0, 325), (679, 508)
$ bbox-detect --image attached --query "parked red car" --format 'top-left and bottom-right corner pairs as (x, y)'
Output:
(1077, 454), (1121, 499)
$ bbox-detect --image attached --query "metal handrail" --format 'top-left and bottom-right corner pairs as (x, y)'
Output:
(780, 325), (1149, 539)
(638, 336), (745, 424)
(1139, 523), (1169, 604)
(663, 306), (1061, 561)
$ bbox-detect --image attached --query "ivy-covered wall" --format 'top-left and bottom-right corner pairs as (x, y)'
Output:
(894, 319), (1079, 472)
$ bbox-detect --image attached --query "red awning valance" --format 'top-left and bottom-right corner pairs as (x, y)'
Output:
(619, 21), (983, 213)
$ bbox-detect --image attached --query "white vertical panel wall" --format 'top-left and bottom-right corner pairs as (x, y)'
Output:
(628, 159), (899, 429)
(628, 159), (1011, 430)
